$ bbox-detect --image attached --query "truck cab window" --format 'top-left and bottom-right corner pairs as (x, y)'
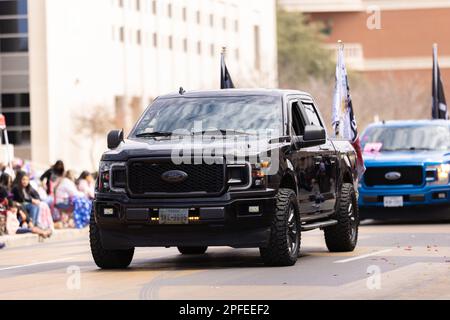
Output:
(303, 103), (323, 128)
(291, 101), (305, 136)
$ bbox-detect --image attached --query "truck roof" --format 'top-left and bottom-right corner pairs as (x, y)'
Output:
(367, 119), (450, 128)
(157, 88), (312, 100)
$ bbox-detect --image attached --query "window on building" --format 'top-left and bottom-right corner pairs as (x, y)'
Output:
(168, 35), (173, 50)
(234, 20), (239, 32)
(136, 30), (142, 45)
(182, 7), (187, 21)
(152, 33), (158, 47)
(114, 96), (125, 129)
(210, 44), (215, 57)
(254, 25), (261, 70)
(235, 48), (240, 60)
(0, 0), (28, 15)
(168, 3), (172, 18)
(0, 37), (28, 52)
(135, 0), (140, 11)
(0, 19), (28, 34)
(152, 0), (157, 14)
(222, 17), (227, 30)
(119, 27), (125, 42)
(196, 11), (201, 24)
(131, 97), (142, 123)
(209, 14), (214, 27)
(1, 93), (30, 146)
(197, 41), (202, 55)
(183, 38), (188, 52)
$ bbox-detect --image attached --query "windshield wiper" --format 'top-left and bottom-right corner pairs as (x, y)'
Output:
(135, 131), (192, 138)
(191, 129), (256, 136)
(135, 131), (177, 138)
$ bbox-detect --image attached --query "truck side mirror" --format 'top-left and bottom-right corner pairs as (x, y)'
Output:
(107, 129), (124, 149)
(303, 125), (326, 144)
(292, 125), (326, 150)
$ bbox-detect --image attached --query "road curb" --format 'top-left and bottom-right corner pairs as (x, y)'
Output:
(0, 228), (89, 249)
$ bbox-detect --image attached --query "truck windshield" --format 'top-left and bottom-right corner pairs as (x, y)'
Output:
(131, 95), (283, 138)
(361, 124), (450, 152)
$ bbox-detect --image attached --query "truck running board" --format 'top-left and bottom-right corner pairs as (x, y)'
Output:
(301, 220), (338, 231)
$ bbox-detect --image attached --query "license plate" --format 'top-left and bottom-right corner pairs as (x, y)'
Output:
(383, 196), (404, 208)
(159, 209), (189, 225)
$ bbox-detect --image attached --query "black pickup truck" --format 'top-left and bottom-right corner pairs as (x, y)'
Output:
(90, 89), (359, 268)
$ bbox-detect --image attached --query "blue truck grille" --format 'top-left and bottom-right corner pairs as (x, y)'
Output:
(364, 166), (423, 187)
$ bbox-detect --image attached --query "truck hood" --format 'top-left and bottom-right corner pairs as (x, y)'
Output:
(364, 150), (450, 166)
(102, 137), (288, 162)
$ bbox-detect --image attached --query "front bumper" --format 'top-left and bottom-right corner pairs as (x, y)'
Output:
(94, 189), (277, 250)
(359, 185), (450, 208)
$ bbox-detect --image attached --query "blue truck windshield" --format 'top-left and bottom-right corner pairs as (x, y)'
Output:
(361, 125), (450, 151)
(131, 95), (282, 137)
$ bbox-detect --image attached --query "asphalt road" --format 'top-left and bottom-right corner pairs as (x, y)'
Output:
(1, 219), (450, 300)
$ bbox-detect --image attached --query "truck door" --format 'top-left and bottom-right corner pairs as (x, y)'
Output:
(289, 100), (318, 215)
(301, 102), (338, 214)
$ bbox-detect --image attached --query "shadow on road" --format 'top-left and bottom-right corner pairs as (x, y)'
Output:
(360, 205), (450, 225)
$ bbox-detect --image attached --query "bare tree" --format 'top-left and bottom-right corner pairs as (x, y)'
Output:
(73, 105), (115, 170)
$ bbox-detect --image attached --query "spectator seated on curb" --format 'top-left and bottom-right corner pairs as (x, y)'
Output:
(12, 171), (41, 228)
(6, 203), (52, 239)
(54, 170), (91, 229)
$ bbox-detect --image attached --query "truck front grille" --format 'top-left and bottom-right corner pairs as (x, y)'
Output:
(127, 159), (225, 196)
(364, 166), (423, 187)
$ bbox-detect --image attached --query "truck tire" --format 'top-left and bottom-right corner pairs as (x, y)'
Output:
(324, 183), (359, 252)
(177, 246), (208, 255)
(260, 188), (300, 266)
(90, 216), (134, 269)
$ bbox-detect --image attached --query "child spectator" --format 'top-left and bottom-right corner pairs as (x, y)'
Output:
(77, 171), (95, 199)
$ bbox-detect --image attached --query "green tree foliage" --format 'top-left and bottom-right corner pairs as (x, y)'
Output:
(277, 8), (335, 88)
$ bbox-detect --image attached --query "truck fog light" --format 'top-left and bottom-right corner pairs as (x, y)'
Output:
(254, 179), (263, 186)
(437, 193), (447, 200)
(103, 208), (114, 216)
(249, 206), (260, 213)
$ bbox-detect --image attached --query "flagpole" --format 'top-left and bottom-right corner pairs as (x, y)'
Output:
(432, 43), (438, 119)
(335, 40), (344, 137)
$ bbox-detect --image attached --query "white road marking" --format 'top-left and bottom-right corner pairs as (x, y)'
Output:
(0, 257), (75, 272)
(334, 249), (393, 264)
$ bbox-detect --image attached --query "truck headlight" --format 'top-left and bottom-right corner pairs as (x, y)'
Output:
(427, 164), (450, 185)
(98, 161), (113, 192)
(437, 164), (450, 182)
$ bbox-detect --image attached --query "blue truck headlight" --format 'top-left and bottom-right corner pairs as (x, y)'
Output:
(437, 164), (450, 182)
(427, 164), (450, 185)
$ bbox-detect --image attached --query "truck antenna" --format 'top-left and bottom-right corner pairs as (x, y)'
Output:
(179, 87), (186, 95)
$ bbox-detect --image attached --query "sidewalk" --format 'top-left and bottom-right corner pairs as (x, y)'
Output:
(0, 228), (89, 249)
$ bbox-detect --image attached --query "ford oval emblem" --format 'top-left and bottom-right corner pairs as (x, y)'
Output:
(385, 171), (402, 181)
(161, 170), (188, 184)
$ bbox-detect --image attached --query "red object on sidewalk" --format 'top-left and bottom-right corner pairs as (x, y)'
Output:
(0, 114), (6, 130)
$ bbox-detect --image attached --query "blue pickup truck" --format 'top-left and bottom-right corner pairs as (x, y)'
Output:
(359, 120), (450, 210)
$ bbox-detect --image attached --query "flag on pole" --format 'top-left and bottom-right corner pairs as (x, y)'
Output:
(332, 41), (365, 179)
(220, 47), (235, 89)
(432, 44), (448, 120)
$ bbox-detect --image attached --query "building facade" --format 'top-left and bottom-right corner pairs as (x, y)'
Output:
(279, 0), (450, 99)
(0, 0), (30, 159)
(1, 0), (278, 170)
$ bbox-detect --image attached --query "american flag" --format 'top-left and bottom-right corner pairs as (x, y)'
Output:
(332, 41), (366, 179)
